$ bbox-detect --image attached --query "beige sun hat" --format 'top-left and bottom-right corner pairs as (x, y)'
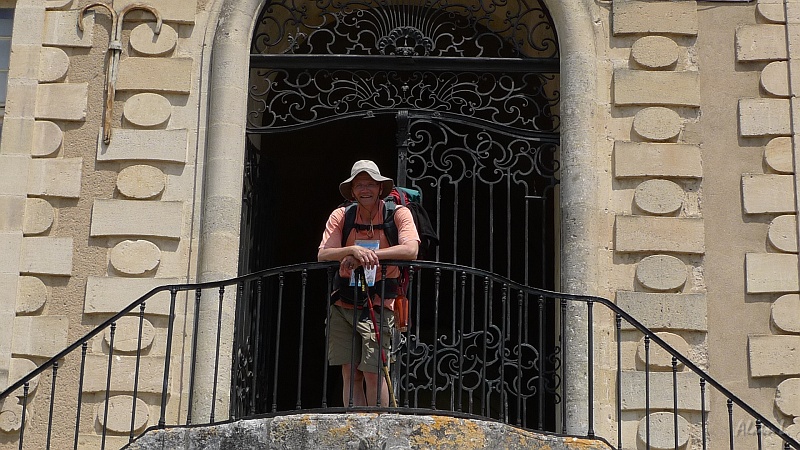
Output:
(339, 160), (394, 199)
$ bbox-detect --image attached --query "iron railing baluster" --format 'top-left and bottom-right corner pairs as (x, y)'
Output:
(160, 288), (178, 427)
(296, 270), (307, 409)
(538, 295), (545, 431)
(616, 314), (622, 450)
(701, 378), (707, 450)
(348, 277), (359, 408)
(728, 399), (734, 450)
(431, 267), (441, 410)
(46, 361), (58, 450)
(18, 383), (28, 450)
(187, 288), (201, 425)
(500, 284), (508, 423)
(757, 419), (763, 450)
(560, 297), (567, 434)
(645, 334), (650, 450)
(672, 357), (678, 450)
(252, 277), (264, 415)
(74, 342), (88, 450)
(587, 299), (594, 438)
(322, 269), (333, 408)
(481, 276), (489, 416)
(273, 274), (285, 412)
(210, 285), (224, 422)
(130, 302), (146, 441)
(516, 290), (523, 427)
(102, 322), (116, 450)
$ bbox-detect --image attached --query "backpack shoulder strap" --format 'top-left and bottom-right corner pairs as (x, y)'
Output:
(340, 203), (357, 247)
(383, 199), (398, 246)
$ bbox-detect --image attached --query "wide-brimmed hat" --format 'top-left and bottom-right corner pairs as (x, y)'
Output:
(339, 160), (394, 199)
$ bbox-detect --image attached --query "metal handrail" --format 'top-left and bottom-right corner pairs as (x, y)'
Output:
(1, 260), (798, 449)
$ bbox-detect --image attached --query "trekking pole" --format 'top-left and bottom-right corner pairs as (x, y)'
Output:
(360, 271), (398, 408)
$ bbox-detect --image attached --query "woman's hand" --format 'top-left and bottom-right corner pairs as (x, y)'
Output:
(350, 245), (379, 269)
(340, 255), (358, 271)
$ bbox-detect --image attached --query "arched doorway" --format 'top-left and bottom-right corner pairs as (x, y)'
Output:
(233, 0), (562, 431)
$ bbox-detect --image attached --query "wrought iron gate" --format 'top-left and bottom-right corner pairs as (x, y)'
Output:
(235, 0), (561, 431)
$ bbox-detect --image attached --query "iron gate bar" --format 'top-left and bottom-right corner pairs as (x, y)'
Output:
(250, 54), (560, 73)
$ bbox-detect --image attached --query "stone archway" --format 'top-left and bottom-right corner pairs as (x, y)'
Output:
(196, 0), (601, 432)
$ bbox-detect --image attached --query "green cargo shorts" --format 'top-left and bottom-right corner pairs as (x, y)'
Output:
(328, 304), (394, 374)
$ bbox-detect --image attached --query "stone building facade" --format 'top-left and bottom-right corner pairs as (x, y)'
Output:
(0, 0), (800, 448)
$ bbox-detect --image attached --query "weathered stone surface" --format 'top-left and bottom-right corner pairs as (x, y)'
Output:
(746, 253), (799, 293)
(636, 332), (690, 371)
(8, 358), (39, 397)
(633, 107), (681, 141)
(0, 401), (24, 433)
(631, 36), (679, 69)
(97, 395), (150, 432)
(769, 215), (797, 252)
(115, 0), (196, 23)
(637, 412), (690, 450)
(124, 93), (172, 128)
(128, 414), (610, 450)
(11, 315), (69, 358)
(762, 61), (790, 97)
(0, 156), (30, 196)
(742, 174), (795, 214)
(739, 99), (791, 137)
(614, 142), (702, 178)
(736, 25), (787, 61)
(110, 240), (162, 275)
(15, 276), (47, 314)
(0, 196), (24, 231)
(117, 165), (166, 199)
(614, 70), (700, 106)
(83, 354), (170, 393)
(20, 237), (73, 276)
(776, 378), (800, 416)
(616, 291), (707, 331)
(615, 216), (704, 254)
(636, 254), (686, 291)
(23, 197), (54, 235)
(35, 83), (88, 121)
(772, 294), (800, 333)
(634, 179), (684, 215)
(612, 0), (697, 36)
(45, 0), (72, 10)
(621, 372), (706, 411)
(117, 58), (192, 93)
(0, 233), (22, 273)
(130, 23), (178, 56)
(43, 10), (93, 48)
(758, 0), (786, 23)
(98, 129), (188, 163)
(749, 335), (800, 377)
(765, 137), (793, 174)
(28, 157), (82, 198)
(38, 47), (69, 83)
(84, 276), (180, 316)
(103, 315), (156, 352)
(90, 199), (183, 238)
(76, 435), (130, 450)
(32, 120), (63, 157)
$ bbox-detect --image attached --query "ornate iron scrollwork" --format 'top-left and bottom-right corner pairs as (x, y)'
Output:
(248, 68), (560, 133)
(252, 0), (558, 58)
